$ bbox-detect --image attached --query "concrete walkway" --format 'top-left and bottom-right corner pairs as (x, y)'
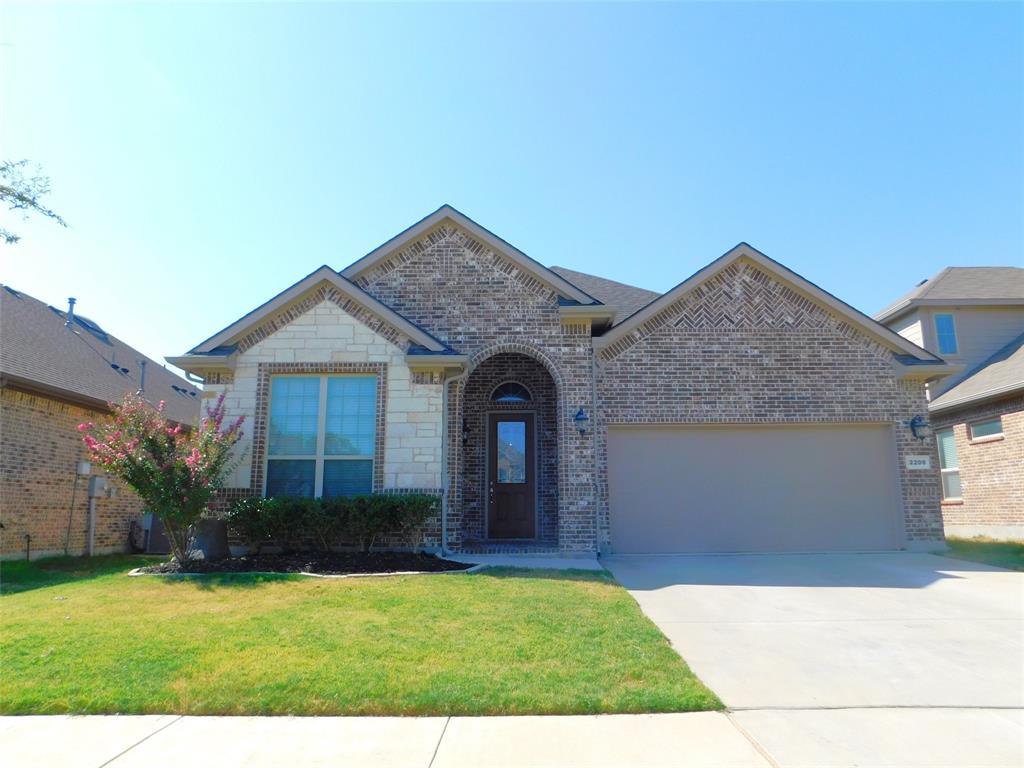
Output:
(604, 551), (1024, 767)
(0, 713), (771, 768)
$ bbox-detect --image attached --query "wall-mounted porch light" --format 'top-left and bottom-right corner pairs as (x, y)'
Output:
(574, 407), (590, 435)
(461, 419), (470, 447)
(904, 414), (931, 442)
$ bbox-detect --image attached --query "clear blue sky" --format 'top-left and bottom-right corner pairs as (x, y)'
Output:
(3, 2), (1022, 373)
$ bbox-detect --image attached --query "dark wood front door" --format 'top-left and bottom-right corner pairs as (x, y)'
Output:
(487, 413), (536, 539)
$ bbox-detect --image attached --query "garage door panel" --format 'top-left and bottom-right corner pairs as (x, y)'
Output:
(608, 425), (902, 554)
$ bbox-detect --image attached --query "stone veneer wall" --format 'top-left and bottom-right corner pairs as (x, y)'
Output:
(351, 223), (598, 552)
(460, 353), (559, 545)
(931, 395), (1024, 539)
(0, 387), (144, 559)
(204, 301), (444, 538)
(594, 259), (945, 549)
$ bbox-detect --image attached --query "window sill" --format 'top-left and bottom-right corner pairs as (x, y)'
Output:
(968, 434), (1004, 445)
(941, 499), (964, 506)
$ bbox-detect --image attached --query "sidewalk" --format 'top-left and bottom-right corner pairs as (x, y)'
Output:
(4, 709), (1022, 767)
(1, 713), (768, 768)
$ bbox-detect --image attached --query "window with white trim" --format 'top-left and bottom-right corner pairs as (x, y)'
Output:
(970, 417), (1003, 441)
(935, 428), (961, 500)
(934, 313), (958, 355)
(265, 375), (376, 498)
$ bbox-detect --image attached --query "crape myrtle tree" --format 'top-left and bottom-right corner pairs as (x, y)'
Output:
(79, 393), (244, 562)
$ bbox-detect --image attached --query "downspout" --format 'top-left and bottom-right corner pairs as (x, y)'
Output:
(440, 366), (469, 556)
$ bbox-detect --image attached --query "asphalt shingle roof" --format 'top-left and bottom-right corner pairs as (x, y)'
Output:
(549, 266), (660, 322)
(929, 330), (1024, 412)
(876, 267), (1024, 321)
(0, 285), (200, 425)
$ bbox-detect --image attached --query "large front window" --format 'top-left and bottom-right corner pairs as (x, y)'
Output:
(266, 375), (376, 498)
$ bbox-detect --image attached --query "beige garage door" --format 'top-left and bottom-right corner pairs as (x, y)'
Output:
(608, 424), (903, 554)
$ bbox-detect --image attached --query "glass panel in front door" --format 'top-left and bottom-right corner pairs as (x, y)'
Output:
(496, 421), (527, 483)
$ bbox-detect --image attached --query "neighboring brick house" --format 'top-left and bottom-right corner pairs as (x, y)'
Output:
(169, 205), (951, 555)
(878, 268), (1024, 540)
(0, 286), (199, 559)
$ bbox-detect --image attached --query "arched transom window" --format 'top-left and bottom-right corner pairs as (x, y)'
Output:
(491, 381), (532, 404)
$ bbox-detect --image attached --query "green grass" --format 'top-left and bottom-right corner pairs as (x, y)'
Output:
(0, 554), (720, 716)
(940, 537), (1024, 571)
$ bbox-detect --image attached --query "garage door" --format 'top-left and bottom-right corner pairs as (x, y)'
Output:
(608, 424), (903, 554)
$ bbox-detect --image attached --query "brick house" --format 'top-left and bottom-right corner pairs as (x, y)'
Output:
(878, 268), (1024, 540)
(169, 205), (951, 555)
(0, 286), (199, 559)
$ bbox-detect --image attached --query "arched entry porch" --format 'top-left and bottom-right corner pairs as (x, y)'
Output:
(456, 351), (560, 549)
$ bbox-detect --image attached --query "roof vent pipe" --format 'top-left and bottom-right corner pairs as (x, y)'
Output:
(137, 359), (147, 395)
(65, 297), (77, 328)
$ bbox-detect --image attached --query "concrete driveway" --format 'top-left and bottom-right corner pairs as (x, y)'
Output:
(604, 552), (1024, 767)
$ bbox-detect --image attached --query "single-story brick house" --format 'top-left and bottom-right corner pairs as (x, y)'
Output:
(877, 267), (1024, 540)
(0, 286), (199, 559)
(169, 206), (953, 555)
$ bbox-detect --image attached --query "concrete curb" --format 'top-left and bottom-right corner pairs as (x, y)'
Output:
(127, 563), (487, 579)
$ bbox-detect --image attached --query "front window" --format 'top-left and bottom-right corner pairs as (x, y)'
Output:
(934, 314), (958, 355)
(936, 428), (961, 500)
(266, 375), (376, 498)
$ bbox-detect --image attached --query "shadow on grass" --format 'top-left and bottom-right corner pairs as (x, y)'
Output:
(474, 566), (613, 583)
(0, 554), (162, 596)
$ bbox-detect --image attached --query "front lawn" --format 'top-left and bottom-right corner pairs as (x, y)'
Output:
(941, 537), (1024, 571)
(0, 555), (720, 716)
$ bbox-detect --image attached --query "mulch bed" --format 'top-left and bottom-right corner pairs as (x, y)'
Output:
(138, 552), (475, 576)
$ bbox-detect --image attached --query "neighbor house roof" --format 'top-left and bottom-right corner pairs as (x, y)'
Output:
(549, 266), (660, 321)
(593, 243), (947, 367)
(0, 285), (200, 424)
(875, 267), (1024, 323)
(928, 331), (1024, 413)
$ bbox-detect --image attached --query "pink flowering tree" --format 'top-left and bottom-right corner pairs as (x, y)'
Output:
(79, 393), (244, 562)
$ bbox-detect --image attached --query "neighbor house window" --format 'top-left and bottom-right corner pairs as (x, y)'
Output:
(936, 428), (961, 500)
(266, 375), (376, 498)
(934, 313), (958, 355)
(970, 417), (1003, 441)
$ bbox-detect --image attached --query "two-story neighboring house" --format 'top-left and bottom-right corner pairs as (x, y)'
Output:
(877, 267), (1024, 540)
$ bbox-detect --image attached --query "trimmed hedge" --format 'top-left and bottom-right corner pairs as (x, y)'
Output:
(226, 494), (438, 554)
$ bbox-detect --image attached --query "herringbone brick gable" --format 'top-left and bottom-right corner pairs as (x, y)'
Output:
(600, 259), (890, 362)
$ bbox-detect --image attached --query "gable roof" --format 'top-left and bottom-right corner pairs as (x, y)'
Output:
(549, 266), (660, 321)
(0, 285), (200, 424)
(593, 242), (945, 364)
(340, 205), (601, 306)
(876, 267), (1024, 323)
(929, 330), (1024, 413)
(185, 266), (449, 355)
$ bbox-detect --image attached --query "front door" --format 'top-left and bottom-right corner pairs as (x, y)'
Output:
(487, 413), (536, 539)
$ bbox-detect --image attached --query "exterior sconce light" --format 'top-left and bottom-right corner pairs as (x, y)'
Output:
(904, 415), (931, 442)
(574, 407), (590, 435)
(461, 420), (470, 447)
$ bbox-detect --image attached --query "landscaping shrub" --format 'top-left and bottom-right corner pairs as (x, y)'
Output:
(227, 493), (439, 553)
(225, 497), (285, 554)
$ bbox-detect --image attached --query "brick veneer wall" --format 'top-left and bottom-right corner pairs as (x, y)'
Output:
(353, 223), (597, 551)
(595, 259), (945, 549)
(931, 395), (1024, 538)
(0, 387), (143, 559)
(461, 353), (559, 545)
